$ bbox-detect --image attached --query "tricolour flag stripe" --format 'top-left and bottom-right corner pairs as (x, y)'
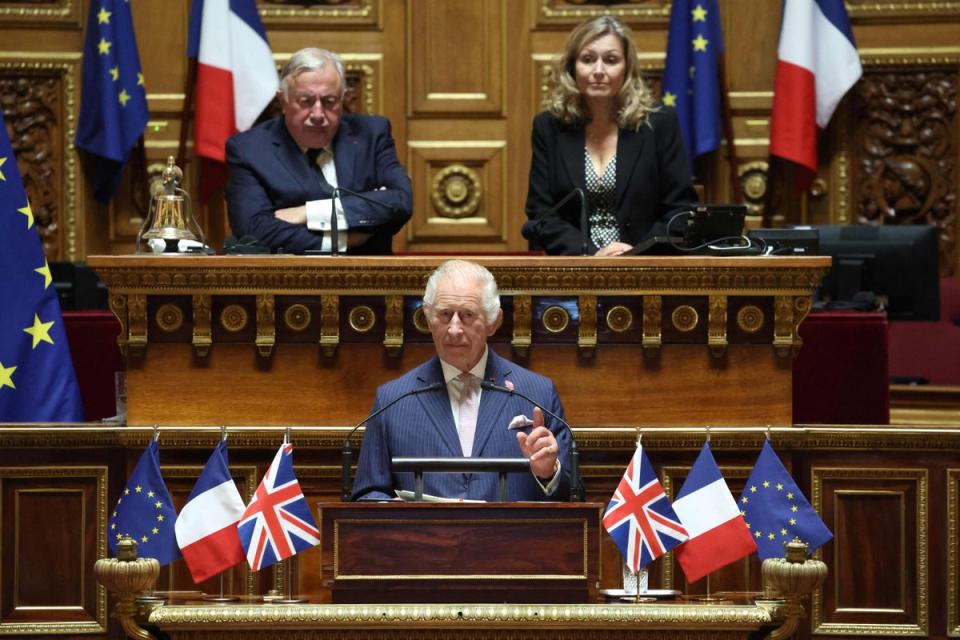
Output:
(674, 516), (757, 583)
(673, 477), (742, 537)
(175, 479), (245, 546)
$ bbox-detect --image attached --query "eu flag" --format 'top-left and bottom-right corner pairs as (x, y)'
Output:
(0, 112), (83, 422)
(75, 0), (149, 204)
(661, 0), (724, 166)
(108, 440), (181, 566)
(739, 441), (833, 561)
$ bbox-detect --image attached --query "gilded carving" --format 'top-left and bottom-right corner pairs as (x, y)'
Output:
(255, 294), (276, 358)
(220, 304), (249, 333)
(578, 295), (598, 356)
(319, 294), (340, 357)
(109, 293), (129, 357)
(348, 304), (376, 333)
(541, 305), (570, 334)
(537, 0), (670, 22)
(383, 295), (403, 356)
(156, 304), (184, 333)
(412, 306), (430, 335)
(192, 294), (212, 358)
(738, 161), (769, 220)
(642, 295), (662, 353)
(950, 469), (960, 636)
(511, 295), (532, 358)
(707, 295), (727, 357)
(284, 303), (312, 332)
(853, 70), (957, 271)
(430, 164), (482, 218)
(772, 296), (794, 359)
(671, 305), (699, 333)
(127, 294), (147, 357)
(259, 0), (378, 26)
(0, 55), (80, 260)
(736, 305), (764, 334)
(605, 305), (633, 333)
(0, 0), (81, 26)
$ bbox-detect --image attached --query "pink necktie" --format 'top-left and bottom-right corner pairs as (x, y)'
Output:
(457, 373), (479, 456)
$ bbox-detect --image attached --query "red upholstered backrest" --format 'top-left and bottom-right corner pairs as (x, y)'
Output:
(888, 277), (960, 385)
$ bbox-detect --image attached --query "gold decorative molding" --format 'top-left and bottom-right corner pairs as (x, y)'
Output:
(707, 295), (727, 358)
(577, 295), (597, 357)
(950, 469), (960, 637)
(430, 164), (482, 218)
(511, 295), (532, 358)
(737, 305), (765, 334)
(284, 304), (312, 332)
(0, 0), (81, 27)
(109, 293), (130, 357)
(847, 2), (960, 18)
(0, 466), (108, 635)
(671, 305), (699, 333)
(348, 305), (376, 334)
(220, 304), (248, 334)
(541, 305), (570, 334)
(0, 52), (82, 260)
(606, 305), (633, 333)
(255, 295), (276, 358)
(642, 294), (662, 353)
(320, 294), (340, 357)
(412, 306), (430, 335)
(811, 467), (929, 637)
(383, 295), (403, 356)
(536, 0), (670, 24)
(155, 304), (184, 333)
(192, 294), (212, 358)
(259, 0), (379, 27)
(127, 294), (148, 357)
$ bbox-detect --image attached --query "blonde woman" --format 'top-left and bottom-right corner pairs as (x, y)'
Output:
(524, 15), (697, 256)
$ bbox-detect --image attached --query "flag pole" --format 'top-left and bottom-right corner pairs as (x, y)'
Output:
(717, 53), (743, 204)
(176, 57), (198, 171)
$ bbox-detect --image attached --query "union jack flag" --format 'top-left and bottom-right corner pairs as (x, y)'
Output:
(238, 444), (320, 571)
(603, 444), (689, 573)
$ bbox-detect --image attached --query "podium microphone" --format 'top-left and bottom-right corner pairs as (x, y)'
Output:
(341, 382), (445, 501)
(479, 381), (584, 502)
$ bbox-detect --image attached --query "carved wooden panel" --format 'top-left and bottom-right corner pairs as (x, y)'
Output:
(852, 68), (958, 274)
(0, 60), (78, 261)
(812, 467), (928, 636)
(0, 0), (80, 27)
(847, 1), (960, 19)
(406, 141), (506, 247)
(408, 0), (503, 115)
(0, 466), (107, 635)
(950, 469), (960, 637)
(535, 0), (670, 25)
(258, 0), (380, 27)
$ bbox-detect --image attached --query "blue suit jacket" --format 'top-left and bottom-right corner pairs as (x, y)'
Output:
(225, 114), (412, 254)
(351, 350), (572, 502)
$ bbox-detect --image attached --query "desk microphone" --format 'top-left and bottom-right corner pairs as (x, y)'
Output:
(341, 382), (445, 501)
(479, 380), (584, 501)
(522, 188), (589, 255)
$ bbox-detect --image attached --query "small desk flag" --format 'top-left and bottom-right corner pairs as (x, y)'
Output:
(75, 0), (149, 203)
(0, 111), (83, 422)
(740, 440), (833, 560)
(603, 443), (688, 573)
(238, 444), (320, 572)
(108, 440), (181, 566)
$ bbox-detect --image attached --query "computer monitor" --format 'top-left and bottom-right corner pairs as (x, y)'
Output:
(815, 224), (940, 321)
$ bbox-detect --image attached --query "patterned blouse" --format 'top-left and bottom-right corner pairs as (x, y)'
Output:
(584, 148), (619, 249)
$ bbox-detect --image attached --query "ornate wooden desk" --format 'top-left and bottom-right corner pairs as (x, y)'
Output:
(87, 255), (828, 427)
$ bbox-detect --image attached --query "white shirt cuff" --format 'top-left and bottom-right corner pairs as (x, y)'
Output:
(305, 198), (349, 251)
(533, 459), (562, 496)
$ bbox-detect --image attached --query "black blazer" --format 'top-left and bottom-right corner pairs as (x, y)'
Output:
(225, 114), (412, 255)
(524, 107), (697, 255)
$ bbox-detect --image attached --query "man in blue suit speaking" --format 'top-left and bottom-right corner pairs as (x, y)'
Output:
(225, 48), (412, 254)
(352, 260), (572, 502)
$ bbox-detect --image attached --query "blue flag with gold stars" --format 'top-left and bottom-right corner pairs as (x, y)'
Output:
(0, 112), (83, 422)
(661, 0), (724, 166)
(108, 440), (181, 566)
(739, 441), (833, 561)
(75, 0), (149, 203)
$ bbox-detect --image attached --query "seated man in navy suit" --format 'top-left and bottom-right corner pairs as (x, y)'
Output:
(352, 260), (572, 502)
(225, 47), (412, 254)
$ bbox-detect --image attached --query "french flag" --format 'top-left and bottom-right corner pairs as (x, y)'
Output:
(175, 440), (246, 584)
(672, 442), (757, 584)
(769, 0), (861, 176)
(188, 0), (278, 163)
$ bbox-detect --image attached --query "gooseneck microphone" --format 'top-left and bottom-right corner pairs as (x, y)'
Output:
(479, 380), (584, 502)
(341, 382), (445, 501)
(523, 187), (589, 256)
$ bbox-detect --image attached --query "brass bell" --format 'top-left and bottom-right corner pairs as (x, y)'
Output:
(136, 156), (207, 254)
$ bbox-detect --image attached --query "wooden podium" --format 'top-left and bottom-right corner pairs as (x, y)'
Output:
(87, 255), (828, 427)
(318, 502), (602, 604)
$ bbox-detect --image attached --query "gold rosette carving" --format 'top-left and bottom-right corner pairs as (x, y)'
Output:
(220, 304), (248, 333)
(671, 304), (699, 333)
(541, 305), (570, 334)
(284, 303), (312, 332)
(348, 305), (376, 333)
(431, 164), (482, 218)
(606, 305), (634, 333)
(737, 304), (765, 334)
(155, 304), (184, 333)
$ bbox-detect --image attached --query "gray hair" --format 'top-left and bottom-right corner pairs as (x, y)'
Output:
(422, 260), (501, 325)
(280, 48), (346, 100)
